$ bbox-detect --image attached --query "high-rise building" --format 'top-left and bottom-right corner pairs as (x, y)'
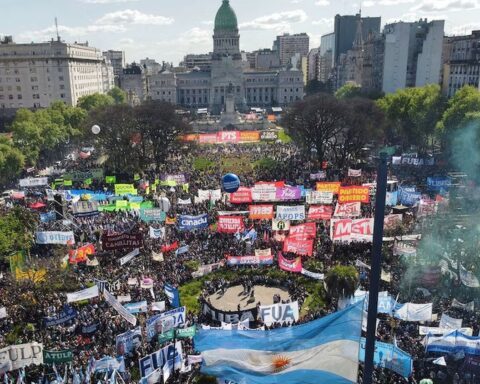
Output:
(307, 48), (320, 82)
(0, 36), (113, 111)
(382, 19), (444, 94)
(333, 14), (381, 65)
(273, 33), (310, 67)
(319, 33), (335, 83)
(442, 31), (480, 97)
(102, 50), (125, 80)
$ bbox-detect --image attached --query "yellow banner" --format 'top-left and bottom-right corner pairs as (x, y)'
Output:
(15, 268), (47, 283)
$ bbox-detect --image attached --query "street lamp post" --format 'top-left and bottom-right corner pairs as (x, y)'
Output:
(363, 152), (388, 384)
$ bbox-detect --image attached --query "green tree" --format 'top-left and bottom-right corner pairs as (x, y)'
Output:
(283, 93), (348, 163)
(335, 83), (362, 100)
(377, 84), (444, 152)
(437, 86), (480, 138)
(77, 93), (115, 112)
(0, 207), (37, 260)
(325, 265), (359, 299)
(108, 87), (127, 105)
(0, 137), (25, 187)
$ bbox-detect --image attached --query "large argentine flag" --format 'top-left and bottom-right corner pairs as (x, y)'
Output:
(194, 301), (363, 383)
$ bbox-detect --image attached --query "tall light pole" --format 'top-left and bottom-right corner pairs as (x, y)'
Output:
(363, 152), (388, 384)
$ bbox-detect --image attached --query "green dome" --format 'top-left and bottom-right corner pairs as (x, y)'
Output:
(214, 0), (238, 32)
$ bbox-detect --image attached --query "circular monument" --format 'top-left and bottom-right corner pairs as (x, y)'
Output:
(207, 285), (291, 312)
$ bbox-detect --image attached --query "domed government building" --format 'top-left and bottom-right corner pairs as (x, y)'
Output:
(149, 0), (305, 114)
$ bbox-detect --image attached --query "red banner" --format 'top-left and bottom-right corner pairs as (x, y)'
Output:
(218, 216), (245, 234)
(334, 202), (361, 217)
(69, 243), (95, 264)
(217, 131), (240, 144)
(229, 187), (252, 204)
(283, 238), (314, 256)
(249, 205), (274, 220)
(338, 186), (370, 204)
(316, 182), (341, 195)
(289, 223), (317, 240)
(307, 205), (333, 221)
(330, 219), (374, 242)
(161, 241), (179, 253)
(278, 252), (303, 272)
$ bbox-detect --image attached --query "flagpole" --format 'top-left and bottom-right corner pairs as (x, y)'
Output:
(363, 152), (387, 384)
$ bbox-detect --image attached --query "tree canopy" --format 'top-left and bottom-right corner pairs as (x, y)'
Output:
(283, 93), (385, 166)
(376, 84), (444, 152)
(0, 207), (37, 260)
(107, 87), (127, 105)
(325, 265), (359, 299)
(77, 93), (115, 112)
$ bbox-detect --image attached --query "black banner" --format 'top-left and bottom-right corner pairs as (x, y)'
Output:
(101, 233), (143, 250)
(202, 300), (257, 324)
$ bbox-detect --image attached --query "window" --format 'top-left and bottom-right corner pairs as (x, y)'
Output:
(32, 86), (38, 91)
(59, 85), (65, 90)
(59, 76), (64, 81)
(60, 93), (65, 98)
(33, 94), (40, 99)
(8, 95), (13, 100)
(16, 86), (21, 92)
(17, 95), (22, 100)
(30, 77), (38, 82)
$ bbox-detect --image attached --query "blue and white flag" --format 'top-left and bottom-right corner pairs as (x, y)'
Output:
(175, 245), (189, 256)
(164, 284), (181, 308)
(194, 301), (363, 383)
(241, 228), (257, 242)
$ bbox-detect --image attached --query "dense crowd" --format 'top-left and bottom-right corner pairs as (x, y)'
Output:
(0, 141), (478, 384)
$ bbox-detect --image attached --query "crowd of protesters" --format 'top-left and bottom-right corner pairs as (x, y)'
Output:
(0, 141), (478, 384)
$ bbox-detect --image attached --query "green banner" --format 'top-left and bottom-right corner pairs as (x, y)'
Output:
(134, 173), (141, 181)
(157, 326), (196, 345)
(115, 184), (137, 196)
(63, 180), (73, 187)
(84, 178), (93, 185)
(106, 176), (116, 184)
(177, 325), (196, 338)
(9, 251), (25, 274)
(43, 349), (73, 364)
(158, 329), (174, 344)
(115, 200), (128, 209)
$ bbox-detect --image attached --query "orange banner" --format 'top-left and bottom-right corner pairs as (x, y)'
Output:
(249, 205), (274, 220)
(239, 131), (260, 142)
(338, 186), (370, 204)
(316, 182), (341, 195)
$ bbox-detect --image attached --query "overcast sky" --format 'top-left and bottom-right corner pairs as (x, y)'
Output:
(2, 0), (479, 64)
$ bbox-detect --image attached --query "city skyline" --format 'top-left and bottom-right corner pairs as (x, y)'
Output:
(1, 0), (479, 64)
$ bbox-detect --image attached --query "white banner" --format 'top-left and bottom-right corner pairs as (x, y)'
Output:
(251, 185), (276, 202)
(394, 303), (432, 322)
(306, 191), (333, 205)
(0, 307), (6, 319)
(254, 249), (272, 257)
(348, 169), (362, 177)
(178, 198), (192, 205)
(151, 251), (163, 262)
(119, 248), (140, 266)
(104, 289), (137, 326)
(117, 295), (132, 303)
(460, 265), (480, 288)
(151, 301), (166, 312)
(0, 343), (43, 373)
(67, 285), (99, 303)
(301, 269), (324, 280)
(19, 177), (48, 187)
(259, 302), (299, 326)
(419, 326), (473, 336)
(439, 314), (463, 330)
(36, 231), (75, 245)
(272, 219), (290, 231)
(276, 205), (305, 221)
(191, 262), (224, 278)
(149, 227), (165, 239)
(451, 299), (474, 312)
